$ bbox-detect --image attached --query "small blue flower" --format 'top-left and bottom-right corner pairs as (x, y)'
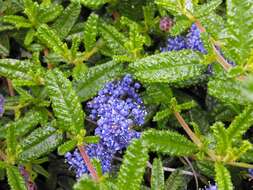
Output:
(205, 184), (218, 190)
(0, 94), (5, 117)
(248, 168), (253, 176)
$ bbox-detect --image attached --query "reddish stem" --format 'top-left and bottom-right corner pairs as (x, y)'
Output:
(174, 112), (202, 146)
(44, 49), (53, 69)
(77, 145), (99, 182)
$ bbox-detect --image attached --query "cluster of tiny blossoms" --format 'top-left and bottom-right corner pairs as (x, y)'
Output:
(161, 24), (206, 54)
(0, 94), (4, 117)
(65, 74), (147, 178)
(161, 23), (235, 69)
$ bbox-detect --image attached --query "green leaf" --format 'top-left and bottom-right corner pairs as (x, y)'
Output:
(2, 109), (48, 139)
(211, 122), (229, 155)
(116, 140), (149, 190)
(70, 36), (81, 58)
(194, 0), (222, 17)
(224, 0), (253, 65)
(196, 160), (215, 177)
(38, 4), (63, 24)
(74, 174), (114, 190)
(170, 18), (192, 36)
(0, 34), (10, 57)
(215, 163), (233, 190)
(227, 106), (253, 142)
(6, 124), (17, 162)
(73, 0), (110, 9)
(6, 166), (27, 190)
(84, 13), (99, 51)
(57, 139), (77, 155)
(52, 2), (81, 39)
(153, 108), (171, 121)
(142, 129), (197, 156)
(208, 78), (247, 105)
(45, 69), (84, 133)
(165, 170), (190, 190)
(23, 0), (39, 25)
(24, 28), (35, 46)
(99, 21), (128, 56)
(143, 84), (173, 105)
(130, 51), (206, 85)
(240, 149), (253, 163)
(2, 15), (32, 28)
(18, 125), (63, 162)
(155, 0), (182, 15)
(37, 24), (70, 60)
(121, 17), (149, 57)
(0, 59), (37, 82)
(74, 175), (100, 190)
(143, 3), (156, 30)
(151, 158), (165, 190)
(75, 61), (124, 101)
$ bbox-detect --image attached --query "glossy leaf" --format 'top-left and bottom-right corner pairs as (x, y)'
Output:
(130, 51), (206, 85)
(99, 21), (128, 56)
(73, 0), (110, 9)
(0, 59), (36, 82)
(2, 109), (48, 139)
(2, 15), (32, 28)
(18, 126), (63, 162)
(165, 170), (190, 190)
(116, 140), (149, 190)
(84, 13), (99, 51)
(37, 24), (70, 60)
(52, 2), (81, 39)
(227, 106), (253, 141)
(45, 69), (84, 133)
(208, 78), (247, 105)
(57, 139), (77, 155)
(215, 163), (233, 190)
(142, 129), (198, 156)
(75, 61), (124, 101)
(224, 0), (253, 65)
(151, 158), (165, 190)
(6, 166), (27, 190)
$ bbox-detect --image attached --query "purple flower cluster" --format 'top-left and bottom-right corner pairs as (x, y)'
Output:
(0, 94), (5, 117)
(65, 75), (147, 178)
(161, 24), (206, 54)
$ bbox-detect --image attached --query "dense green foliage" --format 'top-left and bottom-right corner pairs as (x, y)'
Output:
(0, 0), (253, 189)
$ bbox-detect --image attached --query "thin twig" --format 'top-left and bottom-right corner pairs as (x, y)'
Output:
(6, 79), (15, 96)
(184, 157), (199, 190)
(113, 156), (195, 176)
(0, 149), (6, 161)
(77, 145), (99, 182)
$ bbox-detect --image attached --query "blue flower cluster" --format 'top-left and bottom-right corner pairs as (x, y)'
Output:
(65, 74), (147, 178)
(65, 144), (113, 178)
(0, 94), (5, 117)
(161, 23), (236, 70)
(161, 24), (206, 54)
(248, 168), (253, 176)
(205, 184), (217, 190)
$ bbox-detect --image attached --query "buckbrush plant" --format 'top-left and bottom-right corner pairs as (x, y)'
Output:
(0, 0), (253, 190)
